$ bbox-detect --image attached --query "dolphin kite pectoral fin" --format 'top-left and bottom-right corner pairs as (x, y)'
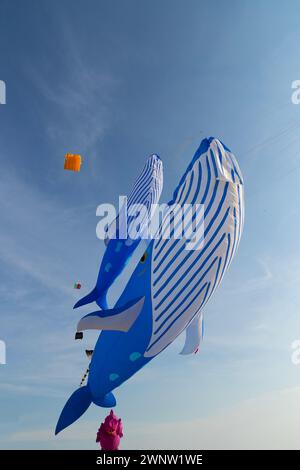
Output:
(55, 386), (92, 435)
(76, 296), (145, 333)
(180, 312), (204, 355)
(73, 287), (99, 309)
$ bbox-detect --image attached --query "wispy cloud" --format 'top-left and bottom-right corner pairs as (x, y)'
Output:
(28, 20), (118, 160)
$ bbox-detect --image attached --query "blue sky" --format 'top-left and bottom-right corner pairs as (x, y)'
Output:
(1, 0), (300, 449)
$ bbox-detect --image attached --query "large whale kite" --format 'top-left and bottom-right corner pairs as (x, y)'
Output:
(55, 137), (244, 435)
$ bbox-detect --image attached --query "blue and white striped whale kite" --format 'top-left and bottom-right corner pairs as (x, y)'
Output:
(55, 137), (244, 435)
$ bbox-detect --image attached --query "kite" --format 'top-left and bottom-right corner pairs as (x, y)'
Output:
(74, 154), (163, 311)
(55, 137), (244, 435)
(96, 410), (123, 450)
(64, 154), (82, 172)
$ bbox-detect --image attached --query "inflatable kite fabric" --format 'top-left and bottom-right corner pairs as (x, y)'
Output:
(55, 137), (244, 435)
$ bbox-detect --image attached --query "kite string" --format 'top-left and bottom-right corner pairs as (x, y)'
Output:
(80, 368), (89, 387)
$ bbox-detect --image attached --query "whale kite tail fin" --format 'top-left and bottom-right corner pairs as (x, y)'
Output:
(73, 287), (99, 309)
(55, 386), (116, 435)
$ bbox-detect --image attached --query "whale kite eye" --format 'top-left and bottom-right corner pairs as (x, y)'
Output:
(140, 252), (148, 263)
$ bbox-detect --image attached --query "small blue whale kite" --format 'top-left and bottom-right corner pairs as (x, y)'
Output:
(55, 137), (244, 435)
(74, 154), (163, 311)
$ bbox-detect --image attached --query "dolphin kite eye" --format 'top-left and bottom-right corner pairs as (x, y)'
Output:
(140, 252), (148, 263)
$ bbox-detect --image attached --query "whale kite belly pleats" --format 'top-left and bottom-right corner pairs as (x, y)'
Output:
(144, 138), (244, 358)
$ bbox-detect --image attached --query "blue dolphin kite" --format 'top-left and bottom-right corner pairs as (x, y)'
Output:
(74, 154), (163, 311)
(55, 137), (244, 435)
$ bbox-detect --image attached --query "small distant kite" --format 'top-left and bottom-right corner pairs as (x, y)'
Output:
(74, 282), (82, 290)
(64, 154), (82, 172)
(85, 350), (94, 358)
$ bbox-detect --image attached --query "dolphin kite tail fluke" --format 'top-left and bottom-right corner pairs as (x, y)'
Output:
(74, 287), (108, 310)
(55, 385), (116, 435)
(73, 287), (99, 309)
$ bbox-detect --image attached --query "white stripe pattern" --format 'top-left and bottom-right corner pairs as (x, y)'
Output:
(107, 154), (163, 241)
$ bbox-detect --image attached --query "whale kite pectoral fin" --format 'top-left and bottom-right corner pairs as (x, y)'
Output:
(73, 287), (99, 309)
(180, 312), (204, 355)
(76, 296), (145, 333)
(55, 385), (92, 435)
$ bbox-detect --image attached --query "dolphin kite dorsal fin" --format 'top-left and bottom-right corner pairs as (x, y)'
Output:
(180, 312), (204, 355)
(76, 296), (145, 333)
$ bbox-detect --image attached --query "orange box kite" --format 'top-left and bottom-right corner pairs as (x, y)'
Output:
(64, 154), (82, 172)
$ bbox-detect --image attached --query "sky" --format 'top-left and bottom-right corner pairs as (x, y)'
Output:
(1, 0), (300, 450)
